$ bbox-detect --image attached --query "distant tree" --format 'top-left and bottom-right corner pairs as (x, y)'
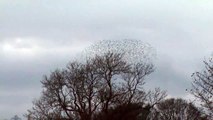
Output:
(147, 98), (207, 120)
(191, 58), (213, 118)
(10, 115), (21, 120)
(27, 52), (166, 120)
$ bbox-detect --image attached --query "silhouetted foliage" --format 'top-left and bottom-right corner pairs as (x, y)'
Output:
(191, 58), (213, 118)
(27, 52), (166, 120)
(147, 98), (207, 120)
(93, 103), (151, 120)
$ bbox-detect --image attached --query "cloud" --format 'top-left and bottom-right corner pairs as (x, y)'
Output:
(144, 54), (189, 95)
(0, 88), (39, 119)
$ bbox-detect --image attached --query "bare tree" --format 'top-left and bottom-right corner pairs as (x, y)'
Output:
(27, 95), (67, 120)
(27, 52), (160, 120)
(191, 58), (213, 118)
(146, 88), (167, 107)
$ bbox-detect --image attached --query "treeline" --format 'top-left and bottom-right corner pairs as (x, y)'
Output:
(26, 52), (212, 120)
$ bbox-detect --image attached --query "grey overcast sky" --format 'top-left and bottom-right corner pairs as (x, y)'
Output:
(0, 0), (213, 119)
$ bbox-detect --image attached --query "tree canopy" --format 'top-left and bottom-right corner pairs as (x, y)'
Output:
(27, 52), (166, 120)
